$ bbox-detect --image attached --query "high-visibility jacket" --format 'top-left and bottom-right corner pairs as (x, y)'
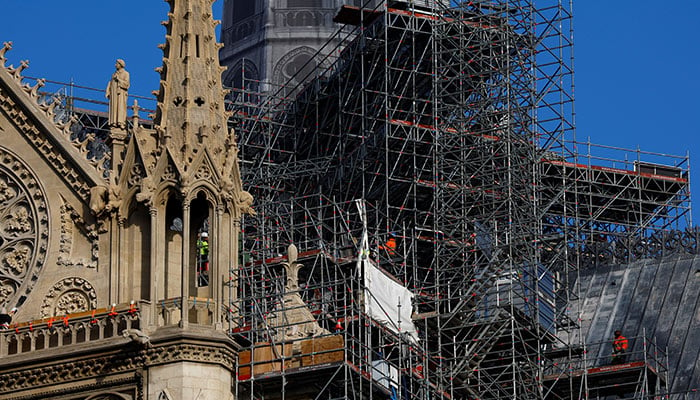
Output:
(613, 336), (628, 353)
(197, 239), (209, 257)
(379, 238), (397, 255)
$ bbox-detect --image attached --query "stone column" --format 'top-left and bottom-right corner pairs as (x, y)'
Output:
(212, 206), (223, 325)
(149, 207), (159, 327)
(229, 215), (240, 328)
(181, 204), (191, 328)
(110, 216), (123, 304)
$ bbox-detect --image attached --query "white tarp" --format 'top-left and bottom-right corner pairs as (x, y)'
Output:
(355, 200), (419, 342)
(362, 257), (419, 341)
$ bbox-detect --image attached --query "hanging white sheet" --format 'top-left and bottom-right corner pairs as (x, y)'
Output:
(355, 199), (418, 342)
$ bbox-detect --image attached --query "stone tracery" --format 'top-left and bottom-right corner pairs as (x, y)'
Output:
(40, 277), (97, 318)
(54, 290), (90, 315)
(0, 147), (48, 308)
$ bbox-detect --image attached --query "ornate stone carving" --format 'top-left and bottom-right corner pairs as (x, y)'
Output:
(40, 277), (97, 318)
(4, 246), (30, 275)
(223, 14), (262, 44)
(55, 290), (90, 315)
(0, 371), (140, 400)
(0, 177), (16, 202)
(278, 9), (328, 27)
(144, 342), (236, 369)
(0, 86), (97, 201)
(57, 198), (99, 268)
(0, 342), (234, 393)
(0, 278), (15, 299)
(1, 51), (106, 200)
(161, 164), (178, 182)
(89, 185), (110, 214)
(0, 42), (13, 68)
(87, 393), (133, 400)
(6, 205), (31, 233)
(194, 164), (212, 180)
(127, 163), (144, 187)
(0, 147), (48, 309)
(236, 190), (256, 216)
(272, 46), (323, 88)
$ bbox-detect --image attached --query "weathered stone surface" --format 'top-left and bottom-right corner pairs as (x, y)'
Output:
(0, 1), (245, 399)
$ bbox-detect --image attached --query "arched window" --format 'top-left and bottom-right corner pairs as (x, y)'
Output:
(125, 202), (151, 301)
(164, 196), (183, 298)
(190, 193), (211, 290)
(84, 393), (132, 400)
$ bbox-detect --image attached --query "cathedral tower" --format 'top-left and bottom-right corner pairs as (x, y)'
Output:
(106, 0), (253, 329)
(0, 0), (250, 398)
(219, 0), (378, 92)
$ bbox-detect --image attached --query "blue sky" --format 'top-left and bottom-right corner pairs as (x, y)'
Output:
(1, 1), (698, 221)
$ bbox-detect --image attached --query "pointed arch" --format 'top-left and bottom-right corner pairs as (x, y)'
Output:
(123, 198), (151, 301)
(188, 190), (213, 295)
(164, 190), (184, 299)
(84, 393), (132, 400)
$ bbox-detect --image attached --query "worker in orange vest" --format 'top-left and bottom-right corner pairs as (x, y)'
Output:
(611, 330), (628, 364)
(378, 236), (397, 257)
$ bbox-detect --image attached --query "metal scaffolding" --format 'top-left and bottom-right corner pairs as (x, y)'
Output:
(24, 0), (692, 398)
(226, 0), (690, 399)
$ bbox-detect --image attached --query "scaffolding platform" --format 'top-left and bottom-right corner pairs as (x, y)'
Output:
(542, 333), (669, 399)
(543, 361), (665, 399)
(543, 157), (687, 226)
(237, 335), (345, 380)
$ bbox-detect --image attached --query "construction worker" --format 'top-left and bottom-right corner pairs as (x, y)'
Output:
(196, 232), (210, 286)
(378, 236), (397, 257)
(611, 330), (628, 365)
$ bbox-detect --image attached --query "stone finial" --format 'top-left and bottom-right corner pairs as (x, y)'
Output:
(283, 244), (302, 292)
(271, 242), (330, 341)
(132, 99), (140, 128)
(288, 244), (298, 264)
(28, 78), (45, 99)
(41, 94), (62, 118)
(0, 41), (13, 67)
(10, 59), (29, 80)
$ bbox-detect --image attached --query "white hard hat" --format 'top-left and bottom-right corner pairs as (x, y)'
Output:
(201, 232), (208, 238)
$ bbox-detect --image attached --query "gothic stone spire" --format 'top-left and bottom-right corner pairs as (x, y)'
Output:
(153, 0), (231, 167)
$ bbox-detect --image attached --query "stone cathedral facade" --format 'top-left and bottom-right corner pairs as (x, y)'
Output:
(0, 0), (252, 398)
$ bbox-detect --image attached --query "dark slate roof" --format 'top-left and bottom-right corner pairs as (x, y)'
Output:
(575, 253), (700, 393)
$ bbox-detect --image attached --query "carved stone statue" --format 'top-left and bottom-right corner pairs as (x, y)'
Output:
(106, 59), (130, 128)
(122, 328), (151, 348)
(89, 184), (120, 215)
